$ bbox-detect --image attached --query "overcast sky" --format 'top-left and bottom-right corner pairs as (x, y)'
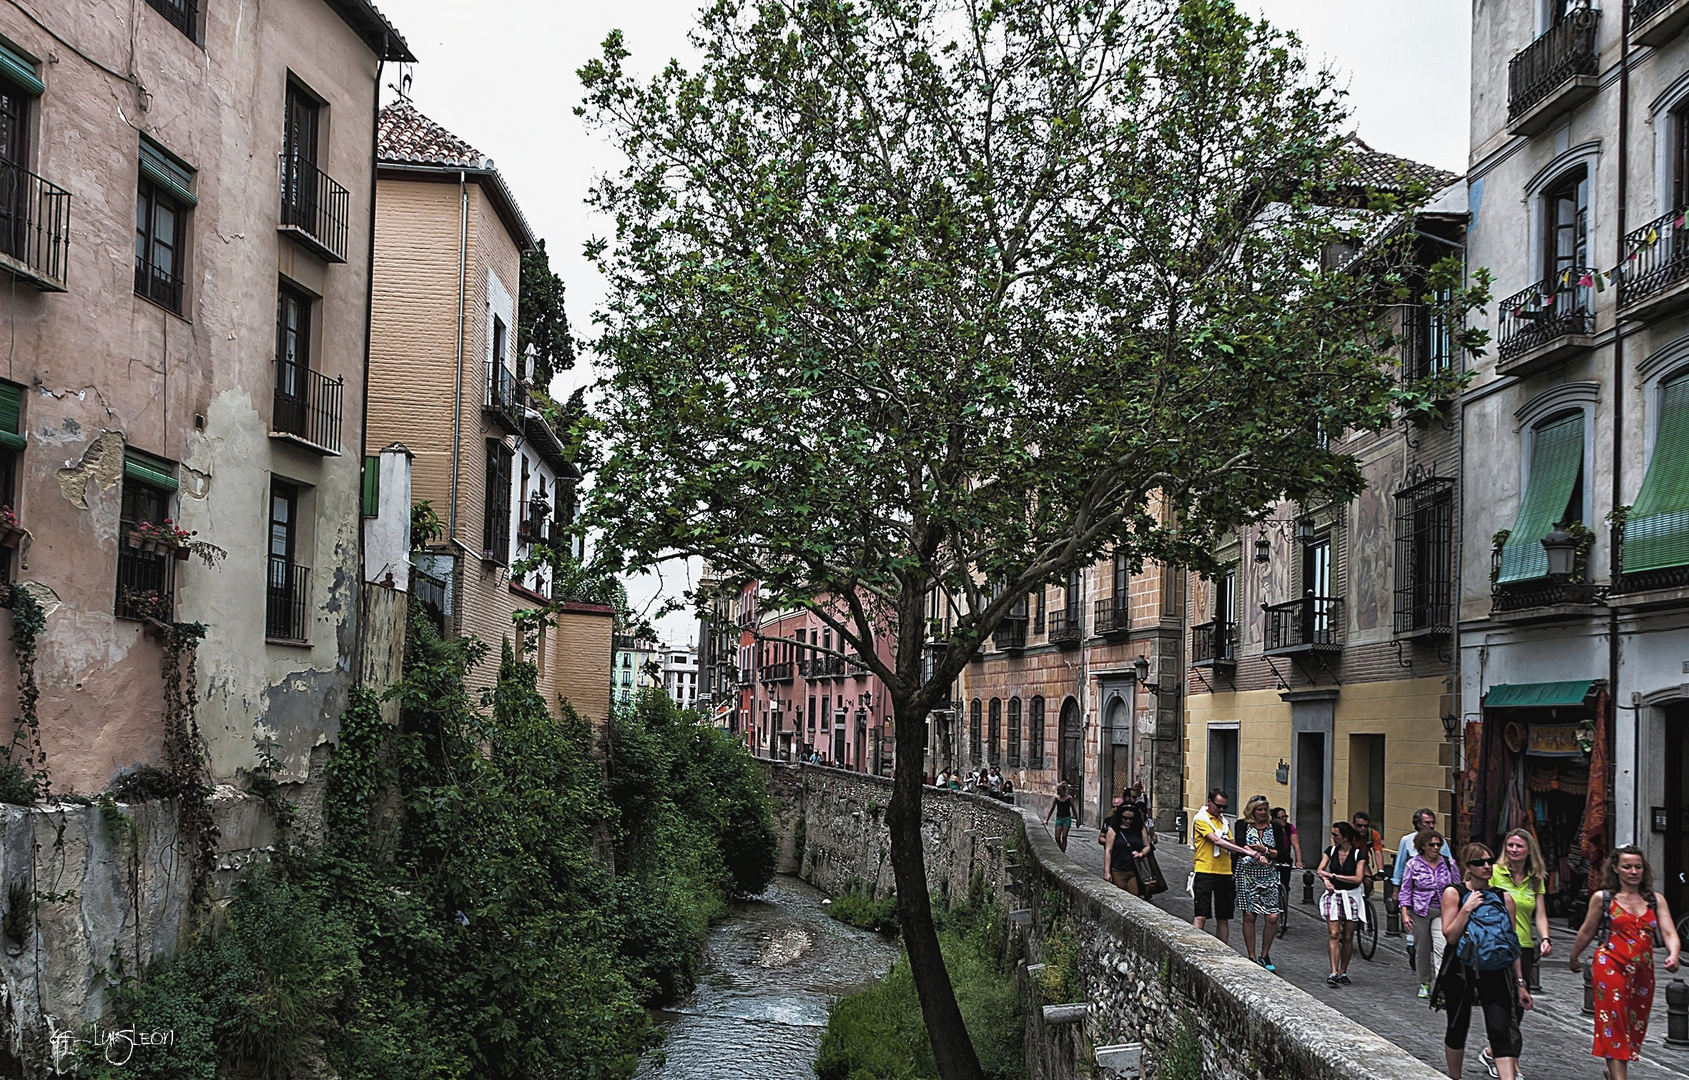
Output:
(377, 0), (1471, 647)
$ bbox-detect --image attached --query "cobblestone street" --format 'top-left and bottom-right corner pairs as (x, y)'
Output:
(1052, 823), (1689, 1080)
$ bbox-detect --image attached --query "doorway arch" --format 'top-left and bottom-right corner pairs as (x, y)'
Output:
(1058, 697), (1083, 817)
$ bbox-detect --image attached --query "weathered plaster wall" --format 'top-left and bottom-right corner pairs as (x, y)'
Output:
(770, 764), (1445, 1080)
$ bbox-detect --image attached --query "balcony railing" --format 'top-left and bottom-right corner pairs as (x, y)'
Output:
(145, 0), (197, 36)
(1507, 10), (1599, 125)
(1190, 619), (1236, 668)
(0, 159), (70, 292)
(760, 662), (793, 683)
(116, 530), (174, 622)
(1632, 0), (1689, 45)
(518, 497), (550, 546)
(484, 364), (525, 433)
(1397, 303), (1454, 382)
(1496, 273), (1595, 364)
(1491, 547), (1605, 613)
(993, 619), (1027, 651)
(1619, 208), (1689, 316)
(736, 667), (754, 687)
(272, 361), (344, 454)
(1262, 596), (1344, 655)
(265, 557), (311, 641)
(278, 153), (350, 263)
(1093, 597), (1129, 636)
(134, 257), (183, 314)
(1047, 608), (1082, 645)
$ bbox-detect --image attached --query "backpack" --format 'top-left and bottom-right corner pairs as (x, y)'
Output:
(1455, 886), (1522, 971)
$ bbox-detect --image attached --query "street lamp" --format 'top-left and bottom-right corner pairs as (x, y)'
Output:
(1133, 654), (1163, 697)
(1254, 528), (1272, 563)
(1541, 521), (1579, 577)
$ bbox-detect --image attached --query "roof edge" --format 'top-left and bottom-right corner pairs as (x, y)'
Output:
(322, 0), (416, 62)
(377, 161), (537, 252)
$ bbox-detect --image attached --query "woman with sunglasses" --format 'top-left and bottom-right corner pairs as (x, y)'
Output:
(1316, 821), (1368, 986)
(1436, 843), (1531, 1080)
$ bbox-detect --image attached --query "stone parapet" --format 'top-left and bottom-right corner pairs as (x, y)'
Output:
(766, 762), (1445, 1080)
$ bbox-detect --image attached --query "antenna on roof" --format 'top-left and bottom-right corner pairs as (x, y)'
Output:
(387, 65), (414, 102)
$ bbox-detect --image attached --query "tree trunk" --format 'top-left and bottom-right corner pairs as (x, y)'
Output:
(888, 699), (985, 1080)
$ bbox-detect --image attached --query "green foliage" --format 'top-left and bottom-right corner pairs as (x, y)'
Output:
(828, 883), (899, 933)
(815, 900), (1026, 1080)
(1038, 921), (1080, 1004)
(77, 611), (777, 1079)
(409, 500), (445, 548)
(1158, 1020), (1204, 1080)
(517, 239), (576, 388)
(0, 582), (46, 803)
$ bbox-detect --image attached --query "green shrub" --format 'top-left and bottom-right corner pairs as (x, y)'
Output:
(827, 887), (899, 933)
(1159, 1019), (1203, 1080)
(815, 899), (1025, 1080)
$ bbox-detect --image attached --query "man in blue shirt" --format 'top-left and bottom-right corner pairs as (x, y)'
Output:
(1390, 808), (1453, 888)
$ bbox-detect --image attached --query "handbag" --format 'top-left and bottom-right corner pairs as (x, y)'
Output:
(1140, 850), (1169, 896)
(1185, 871), (1196, 897)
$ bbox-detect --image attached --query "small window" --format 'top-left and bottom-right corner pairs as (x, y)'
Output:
(1542, 167), (1590, 283)
(115, 449), (179, 620)
(1675, 99), (1689, 213)
(988, 698), (1001, 765)
(969, 698), (982, 764)
(481, 439), (513, 565)
(1394, 477), (1454, 634)
(1007, 698), (1022, 767)
(361, 456), (380, 518)
(273, 283), (313, 436)
(135, 142), (194, 314)
(266, 480), (310, 641)
(144, 0), (198, 38)
(281, 82), (320, 229)
(1028, 696), (1045, 768)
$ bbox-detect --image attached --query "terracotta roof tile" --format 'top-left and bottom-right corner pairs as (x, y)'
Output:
(378, 102), (487, 169)
(1340, 135), (1461, 194)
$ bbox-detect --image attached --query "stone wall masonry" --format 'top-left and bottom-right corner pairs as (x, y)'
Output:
(767, 763), (1445, 1080)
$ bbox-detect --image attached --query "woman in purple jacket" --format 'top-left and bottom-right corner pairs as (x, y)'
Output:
(1399, 830), (1459, 998)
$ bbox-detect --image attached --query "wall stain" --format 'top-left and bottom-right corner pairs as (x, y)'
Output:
(55, 431), (125, 510)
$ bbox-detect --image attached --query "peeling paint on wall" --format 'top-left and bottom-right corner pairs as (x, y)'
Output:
(179, 465), (211, 500)
(16, 583), (59, 620)
(54, 431), (125, 511)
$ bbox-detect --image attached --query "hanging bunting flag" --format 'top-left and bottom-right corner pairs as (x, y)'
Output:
(1577, 272), (1594, 289)
(1675, 212), (1686, 230)
(1649, 227), (1660, 245)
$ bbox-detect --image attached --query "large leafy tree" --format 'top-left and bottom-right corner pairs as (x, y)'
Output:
(578, 0), (1453, 1074)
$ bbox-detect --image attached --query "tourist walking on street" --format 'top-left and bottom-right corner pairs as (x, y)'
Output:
(1398, 829), (1458, 999)
(1352, 810), (1383, 877)
(1317, 821), (1369, 985)
(1191, 789), (1266, 946)
(1392, 808), (1451, 896)
(1434, 843), (1531, 1080)
(1103, 803), (1150, 896)
(1233, 795), (1286, 970)
(1044, 782), (1076, 851)
(1492, 829), (1552, 993)
(1569, 845), (1682, 1080)
(1271, 806), (1300, 941)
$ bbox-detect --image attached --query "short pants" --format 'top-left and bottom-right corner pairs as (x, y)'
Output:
(1193, 872), (1236, 920)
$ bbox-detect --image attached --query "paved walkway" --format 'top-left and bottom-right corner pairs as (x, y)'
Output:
(1052, 823), (1689, 1080)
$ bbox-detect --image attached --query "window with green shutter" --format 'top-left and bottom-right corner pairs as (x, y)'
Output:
(1626, 374), (1689, 573)
(0, 381), (24, 451)
(362, 456), (380, 518)
(123, 447), (179, 493)
(1497, 412), (1584, 583)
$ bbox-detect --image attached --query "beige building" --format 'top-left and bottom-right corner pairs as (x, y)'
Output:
(370, 102), (611, 725)
(0, 0), (410, 794)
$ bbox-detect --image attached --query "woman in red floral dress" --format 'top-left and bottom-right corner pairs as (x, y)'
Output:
(1569, 846), (1682, 1080)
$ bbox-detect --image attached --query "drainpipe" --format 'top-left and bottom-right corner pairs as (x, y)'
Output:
(448, 170), (468, 542)
(354, 48), (384, 684)
(1615, 0), (1632, 844)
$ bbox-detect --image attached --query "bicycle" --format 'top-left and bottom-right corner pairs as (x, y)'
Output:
(1356, 871), (1384, 962)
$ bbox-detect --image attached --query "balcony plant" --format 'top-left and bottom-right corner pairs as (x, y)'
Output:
(0, 506), (24, 548)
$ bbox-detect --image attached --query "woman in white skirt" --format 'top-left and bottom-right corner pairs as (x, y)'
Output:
(1317, 820), (1369, 986)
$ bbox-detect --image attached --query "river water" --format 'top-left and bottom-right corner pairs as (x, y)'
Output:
(636, 875), (901, 1080)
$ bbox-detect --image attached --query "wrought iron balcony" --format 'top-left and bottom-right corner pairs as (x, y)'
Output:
(1490, 548), (1605, 616)
(1093, 597), (1129, 636)
(1619, 208), (1689, 321)
(992, 618), (1027, 652)
(517, 497), (551, 546)
(760, 661), (793, 683)
(1632, 0), (1689, 47)
(271, 360), (345, 454)
(0, 159), (70, 293)
(1496, 273), (1596, 376)
(1507, 8), (1599, 135)
(483, 364), (525, 433)
(1190, 619), (1236, 668)
(1047, 608), (1082, 646)
(736, 667), (753, 686)
(1396, 303), (1454, 382)
(134, 257), (183, 314)
(278, 152), (350, 263)
(265, 556), (311, 641)
(1262, 596), (1344, 655)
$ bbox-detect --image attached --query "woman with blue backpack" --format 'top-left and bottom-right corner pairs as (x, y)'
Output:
(1432, 842), (1533, 1080)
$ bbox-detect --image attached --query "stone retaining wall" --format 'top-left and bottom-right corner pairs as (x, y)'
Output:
(765, 763), (1445, 1080)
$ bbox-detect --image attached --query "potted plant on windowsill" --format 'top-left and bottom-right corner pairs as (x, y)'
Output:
(127, 521), (168, 554)
(0, 506), (25, 549)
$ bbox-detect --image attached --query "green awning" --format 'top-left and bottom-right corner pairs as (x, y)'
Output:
(1497, 413), (1583, 583)
(1483, 681), (1596, 709)
(124, 447), (178, 493)
(139, 138), (198, 208)
(0, 43), (43, 98)
(0, 380), (24, 451)
(1625, 373), (1689, 573)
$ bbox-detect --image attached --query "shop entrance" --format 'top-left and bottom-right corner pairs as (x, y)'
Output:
(1665, 704), (1689, 918)
(1295, 731), (1327, 853)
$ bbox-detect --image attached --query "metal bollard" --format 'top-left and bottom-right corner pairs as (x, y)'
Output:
(1386, 896), (1402, 937)
(1583, 964), (1595, 1017)
(1303, 869), (1316, 906)
(1667, 978), (1689, 1048)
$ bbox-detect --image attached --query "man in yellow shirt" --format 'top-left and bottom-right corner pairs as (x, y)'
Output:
(1191, 788), (1268, 944)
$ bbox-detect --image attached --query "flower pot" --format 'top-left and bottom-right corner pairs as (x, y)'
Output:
(0, 526), (23, 548)
(126, 531), (144, 549)
(173, 545), (191, 562)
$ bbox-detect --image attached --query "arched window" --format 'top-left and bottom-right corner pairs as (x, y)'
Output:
(1007, 698), (1022, 766)
(1028, 696), (1045, 768)
(988, 698), (1002, 765)
(969, 698), (982, 764)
